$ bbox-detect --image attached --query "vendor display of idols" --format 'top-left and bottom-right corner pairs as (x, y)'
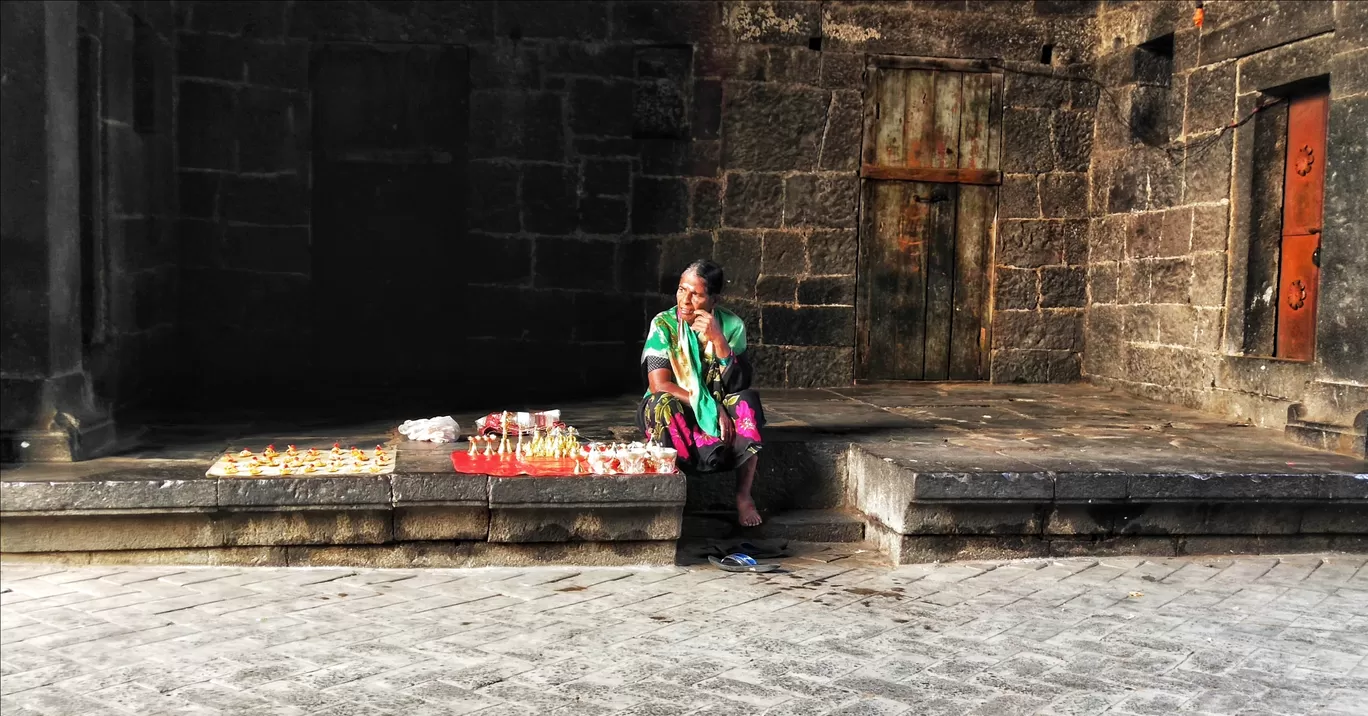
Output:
(209, 443), (393, 477)
(451, 410), (678, 477)
(583, 442), (678, 475)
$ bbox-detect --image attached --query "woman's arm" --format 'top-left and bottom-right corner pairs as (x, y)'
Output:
(648, 368), (692, 402)
(719, 351), (753, 394)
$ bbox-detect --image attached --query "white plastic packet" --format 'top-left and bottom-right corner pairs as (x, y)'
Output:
(398, 416), (461, 443)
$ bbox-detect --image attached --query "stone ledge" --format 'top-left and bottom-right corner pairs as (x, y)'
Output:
(1, 479), (218, 511)
(488, 474), (686, 506)
(218, 476), (392, 508)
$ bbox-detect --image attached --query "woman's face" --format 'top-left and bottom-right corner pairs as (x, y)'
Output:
(676, 271), (714, 322)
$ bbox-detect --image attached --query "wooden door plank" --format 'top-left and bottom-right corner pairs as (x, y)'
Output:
(856, 180), (877, 379)
(860, 165), (1000, 185)
(987, 72), (1004, 171)
(930, 71), (962, 169)
(923, 184), (959, 380)
(893, 182), (931, 378)
(958, 72), (993, 170)
(902, 69), (935, 168)
(950, 184), (994, 379)
(875, 70), (908, 168)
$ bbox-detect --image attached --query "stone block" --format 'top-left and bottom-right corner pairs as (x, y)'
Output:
(467, 235), (531, 285)
(807, 229), (858, 275)
(1155, 304), (1198, 346)
(1005, 71), (1070, 109)
(761, 306), (854, 347)
(723, 172), (784, 228)
(1089, 262), (1119, 304)
(1185, 62), (1236, 135)
(758, 275), (797, 304)
(1047, 536), (1178, 558)
(1300, 504), (1368, 533)
(1124, 345), (1215, 389)
(634, 79), (691, 140)
(999, 175), (1041, 219)
(890, 534), (1052, 564)
(713, 230), (761, 297)
(615, 1), (724, 44)
(470, 91), (564, 162)
(488, 474), (686, 507)
(1052, 109), (1095, 172)
(761, 231), (807, 274)
(785, 347), (854, 388)
(0, 514), (218, 552)
(177, 81), (237, 170)
(639, 139), (720, 178)
(469, 162), (520, 233)
(473, 540), (677, 567)
(996, 268), (1039, 310)
(570, 79), (634, 137)
(722, 83), (828, 171)
(1158, 208), (1192, 257)
(581, 197), (628, 235)
(177, 32), (245, 81)
(992, 349), (1081, 383)
(619, 239), (662, 293)
(191, 0), (285, 37)
(219, 510), (392, 546)
(1190, 205), (1229, 252)
(659, 232), (715, 290)
(992, 310), (1083, 351)
(820, 91), (863, 172)
(583, 158), (631, 198)
(394, 506), (490, 541)
(497, 0), (609, 40)
(1184, 131), (1232, 203)
(797, 276), (855, 306)
(1127, 213), (1164, 259)
(488, 505), (682, 542)
(222, 225), (310, 274)
(901, 504), (1044, 535)
(693, 79), (723, 140)
(1040, 267), (1086, 307)
(0, 479), (216, 512)
(219, 476), (390, 508)
(632, 176), (689, 234)
(523, 164), (579, 235)
(1089, 215), (1125, 263)
(1054, 472), (1129, 501)
(1115, 504), (1303, 536)
(1180, 535), (1334, 557)
(220, 174), (307, 225)
(537, 238), (615, 290)
(1150, 258), (1192, 304)
(472, 44), (542, 90)
(1003, 108), (1054, 172)
(244, 40), (310, 89)
(1236, 33), (1335, 95)
(177, 171), (220, 220)
(820, 53), (864, 89)
(391, 473), (488, 504)
(748, 345), (786, 386)
(784, 174), (859, 227)
(691, 179), (722, 230)
(998, 219), (1086, 267)
(1040, 173), (1089, 218)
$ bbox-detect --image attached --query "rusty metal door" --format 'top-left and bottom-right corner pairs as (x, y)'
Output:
(857, 58), (1001, 381)
(1275, 90), (1328, 361)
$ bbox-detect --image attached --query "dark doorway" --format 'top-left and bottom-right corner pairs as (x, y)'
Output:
(310, 43), (469, 410)
(856, 58), (1002, 381)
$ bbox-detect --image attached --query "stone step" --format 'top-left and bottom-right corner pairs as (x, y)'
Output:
(682, 508), (866, 542)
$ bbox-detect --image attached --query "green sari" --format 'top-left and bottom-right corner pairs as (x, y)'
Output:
(641, 308), (747, 438)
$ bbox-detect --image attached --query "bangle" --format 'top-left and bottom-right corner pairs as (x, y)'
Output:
(718, 354), (732, 367)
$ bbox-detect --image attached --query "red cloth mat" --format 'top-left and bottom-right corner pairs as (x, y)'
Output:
(451, 451), (584, 477)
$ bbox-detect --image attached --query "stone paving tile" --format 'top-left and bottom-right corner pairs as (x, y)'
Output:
(3, 555), (1368, 715)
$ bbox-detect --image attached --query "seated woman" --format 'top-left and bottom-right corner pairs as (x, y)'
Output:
(637, 259), (765, 527)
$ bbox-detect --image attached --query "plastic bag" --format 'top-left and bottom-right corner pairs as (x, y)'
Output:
(398, 416), (461, 443)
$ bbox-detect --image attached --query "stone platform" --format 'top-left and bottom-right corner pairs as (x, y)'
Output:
(2, 384), (1365, 566)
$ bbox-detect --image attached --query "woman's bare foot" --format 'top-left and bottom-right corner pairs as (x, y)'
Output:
(737, 496), (762, 527)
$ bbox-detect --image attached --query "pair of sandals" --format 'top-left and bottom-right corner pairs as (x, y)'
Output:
(705, 539), (787, 573)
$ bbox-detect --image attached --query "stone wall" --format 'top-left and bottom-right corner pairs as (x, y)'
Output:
(169, 0), (1099, 410)
(1084, 0), (1368, 435)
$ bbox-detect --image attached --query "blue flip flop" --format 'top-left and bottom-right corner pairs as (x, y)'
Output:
(708, 553), (780, 573)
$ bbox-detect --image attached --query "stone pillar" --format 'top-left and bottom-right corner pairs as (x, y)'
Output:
(0, 0), (112, 461)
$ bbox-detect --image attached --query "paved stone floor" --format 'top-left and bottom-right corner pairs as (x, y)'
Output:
(3, 549), (1366, 715)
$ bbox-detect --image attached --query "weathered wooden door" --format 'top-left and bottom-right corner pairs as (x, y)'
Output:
(1275, 89), (1328, 361)
(856, 59), (1002, 381)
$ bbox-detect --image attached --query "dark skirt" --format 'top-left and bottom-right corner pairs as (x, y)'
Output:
(635, 389), (766, 475)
